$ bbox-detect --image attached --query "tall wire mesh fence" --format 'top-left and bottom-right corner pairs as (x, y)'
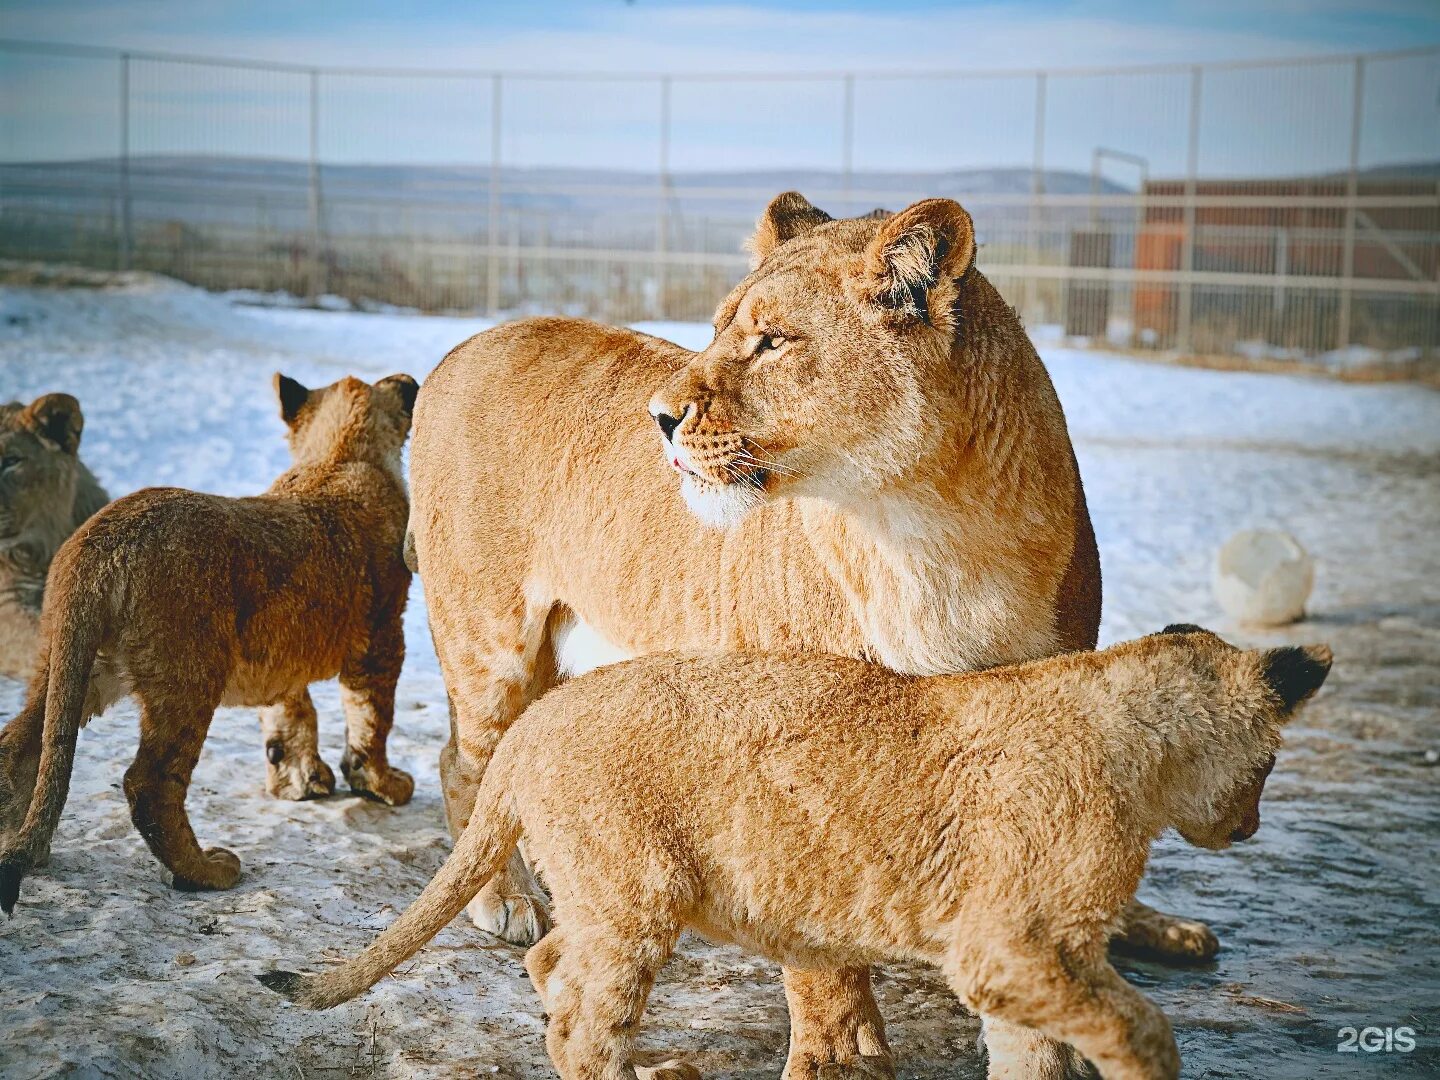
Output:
(2, 39), (1437, 364)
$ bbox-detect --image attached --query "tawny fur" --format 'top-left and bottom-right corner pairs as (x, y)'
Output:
(405, 194), (1145, 1076)
(261, 629), (1332, 1080)
(0, 373), (418, 912)
(0, 395), (109, 681)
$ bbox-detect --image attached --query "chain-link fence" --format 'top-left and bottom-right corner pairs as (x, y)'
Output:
(2, 39), (1437, 364)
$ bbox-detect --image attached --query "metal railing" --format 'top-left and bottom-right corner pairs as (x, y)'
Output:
(2, 38), (1437, 364)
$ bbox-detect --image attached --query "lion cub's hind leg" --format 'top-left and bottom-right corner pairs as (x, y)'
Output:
(539, 922), (681, 1080)
(524, 927), (567, 1009)
(260, 688), (335, 801)
(124, 685), (241, 892)
(339, 598), (414, 806)
(0, 696), (45, 845)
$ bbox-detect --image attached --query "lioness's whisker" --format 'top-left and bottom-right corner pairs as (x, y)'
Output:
(735, 447), (799, 478)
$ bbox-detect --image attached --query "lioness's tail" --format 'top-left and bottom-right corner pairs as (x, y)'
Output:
(258, 779), (520, 1009)
(0, 571), (105, 915)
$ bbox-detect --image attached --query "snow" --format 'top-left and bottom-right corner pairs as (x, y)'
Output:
(1, 275), (1438, 1079)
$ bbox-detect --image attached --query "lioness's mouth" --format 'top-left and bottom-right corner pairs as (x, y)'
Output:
(674, 459), (770, 492)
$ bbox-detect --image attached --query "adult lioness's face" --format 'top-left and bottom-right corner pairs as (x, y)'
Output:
(0, 395), (83, 539)
(648, 193), (975, 528)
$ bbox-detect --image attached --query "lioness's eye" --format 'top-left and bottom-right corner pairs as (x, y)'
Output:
(0, 456), (20, 472)
(753, 333), (786, 358)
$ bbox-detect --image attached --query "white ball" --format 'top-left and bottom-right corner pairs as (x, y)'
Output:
(1213, 529), (1315, 627)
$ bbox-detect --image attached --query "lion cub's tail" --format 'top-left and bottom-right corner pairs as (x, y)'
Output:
(258, 778), (521, 1009)
(402, 526), (418, 573)
(0, 569), (106, 915)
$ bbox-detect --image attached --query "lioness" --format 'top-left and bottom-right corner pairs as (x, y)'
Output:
(0, 394), (109, 681)
(408, 194), (1200, 1075)
(0, 373), (418, 910)
(261, 627), (1333, 1080)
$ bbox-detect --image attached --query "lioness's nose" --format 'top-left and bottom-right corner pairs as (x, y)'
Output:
(651, 404), (688, 441)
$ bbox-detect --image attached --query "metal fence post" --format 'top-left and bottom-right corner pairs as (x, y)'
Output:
(487, 73), (503, 316)
(841, 74), (854, 211)
(1176, 65), (1202, 355)
(657, 75), (671, 319)
(119, 52), (132, 271)
(1026, 70), (1046, 324)
(1337, 56), (1365, 352)
(307, 68), (325, 300)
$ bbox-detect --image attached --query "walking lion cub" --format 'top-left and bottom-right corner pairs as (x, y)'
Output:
(262, 626), (1331, 1080)
(0, 372), (417, 912)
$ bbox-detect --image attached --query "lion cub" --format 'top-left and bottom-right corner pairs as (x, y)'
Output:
(0, 373), (417, 911)
(262, 626), (1331, 1080)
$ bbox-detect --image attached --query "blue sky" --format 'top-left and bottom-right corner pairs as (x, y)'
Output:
(3, 1), (1438, 72)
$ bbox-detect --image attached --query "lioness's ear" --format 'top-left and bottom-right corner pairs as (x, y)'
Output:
(859, 198), (976, 331)
(747, 192), (832, 268)
(377, 373), (420, 417)
(19, 393), (83, 455)
(1260, 644), (1333, 713)
(274, 373), (310, 426)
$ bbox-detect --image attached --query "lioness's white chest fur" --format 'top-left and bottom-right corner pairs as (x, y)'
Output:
(802, 495), (1061, 675)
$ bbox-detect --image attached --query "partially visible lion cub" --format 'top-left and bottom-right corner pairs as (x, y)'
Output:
(0, 394), (109, 681)
(262, 626), (1331, 1080)
(0, 373), (418, 911)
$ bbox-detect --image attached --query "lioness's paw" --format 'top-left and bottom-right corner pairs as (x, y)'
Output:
(343, 758), (415, 807)
(172, 847), (242, 892)
(468, 883), (552, 945)
(636, 1060), (702, 1080)
(266, 752), (335, 801)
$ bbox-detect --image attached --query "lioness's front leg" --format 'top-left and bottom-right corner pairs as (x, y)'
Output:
(781, 967), (893, 1080)
(1112, 897), (1218, 962)
(338, 591), (414, 806)
(260, 689), (335, 801)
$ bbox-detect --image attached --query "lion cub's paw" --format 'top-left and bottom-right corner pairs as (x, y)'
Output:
(635, 1060), (702, 1080)
(1115, 909), (1220, 962)
(342, 752), (415, 807)
(266, 751), (336, 801)
(467, 882), (552, 945)
(172, 846), (242, 892)
(1155, 917), (1219, 961)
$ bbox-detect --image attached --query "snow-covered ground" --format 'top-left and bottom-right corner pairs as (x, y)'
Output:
(0, 274), (1437, 1078)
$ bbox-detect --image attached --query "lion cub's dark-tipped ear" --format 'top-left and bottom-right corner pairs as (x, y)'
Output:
(377, 373), (419, 417)
(274, 373), (310, 425)
(19, 393), (83, 455)
(859, 198), (976, 330)
(1160, 623), (1209, 636)
(747, 192), (832, 268)
(1260, 644), (1333, 712)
